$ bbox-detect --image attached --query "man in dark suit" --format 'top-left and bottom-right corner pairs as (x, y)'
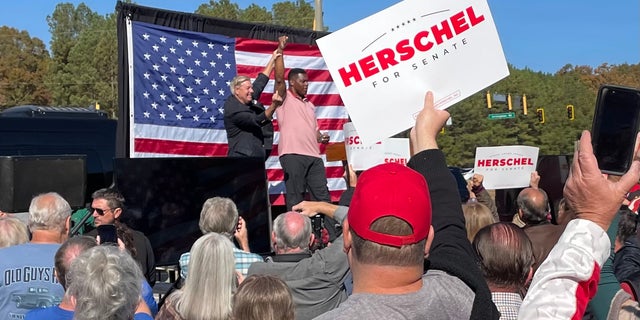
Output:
(224, 36), (287, 159)
(517, 187), (565, 275)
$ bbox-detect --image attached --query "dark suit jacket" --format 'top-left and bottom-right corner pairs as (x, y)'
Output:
(523, 222), (566, 274)
(223, 73), (271, 158)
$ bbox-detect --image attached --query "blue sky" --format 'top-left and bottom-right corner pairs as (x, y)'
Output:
(1, 0), (638, 74)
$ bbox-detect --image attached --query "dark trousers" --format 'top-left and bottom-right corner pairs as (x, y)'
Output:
(280, 154), (340, 242)
(279, 154), (330, 210)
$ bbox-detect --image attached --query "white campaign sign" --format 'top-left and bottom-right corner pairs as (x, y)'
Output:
(382, 138), (410, 167)
(344, 122), (383, 170)
(474, 146), (539, 189)
(344, 122), (410, 171)
(317, 0), (508, 145)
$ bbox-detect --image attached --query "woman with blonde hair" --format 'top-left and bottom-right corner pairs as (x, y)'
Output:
(157, 232), (237, 320)
(463, 202), (496, 241)
(233, 274), (295, 320)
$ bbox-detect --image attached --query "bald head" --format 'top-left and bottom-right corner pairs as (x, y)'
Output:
(273, 212), (312, 253)
(517, 188), (549, 224)
(55, 236), (97, 289)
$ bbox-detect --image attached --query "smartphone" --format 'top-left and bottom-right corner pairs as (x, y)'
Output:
(97, 224), (118, 245)
(591, 84), (640, 175)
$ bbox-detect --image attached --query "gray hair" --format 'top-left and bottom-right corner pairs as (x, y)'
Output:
(67, 245), (143, 320)
(0, 217), (29, 248)
(28, 192), (71, 233)
(199, 197), (238, 237)
(176, 232), (236, 320)
(273, 212), (312, 251)
(230, 75), (251, 93)
(91, 188), (125, 210)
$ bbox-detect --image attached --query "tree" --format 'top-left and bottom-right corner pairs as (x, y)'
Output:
(89, 14), (118, 117)
(196, 0), (241, 20)
(241, 4), (272, 24)
(196, 0), (315, 29)
(272, 0), (315, 29)
(438, 64), (595, 167)
(62, 12), (118, 115)
(47, 2), (100, 106)
(0, 27), (51, 109)
(556, 63), (640, 92)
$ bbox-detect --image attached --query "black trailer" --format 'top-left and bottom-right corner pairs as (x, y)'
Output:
(0, 105), (116, 212)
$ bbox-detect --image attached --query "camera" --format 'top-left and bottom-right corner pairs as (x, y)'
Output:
(311, 214), (325, 251)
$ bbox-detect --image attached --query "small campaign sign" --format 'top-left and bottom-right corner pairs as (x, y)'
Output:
(344, 122), (410, 171)
(474, 146), (539, 189)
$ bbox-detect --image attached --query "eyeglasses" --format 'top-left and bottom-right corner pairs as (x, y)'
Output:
(90, 207), (113, 216)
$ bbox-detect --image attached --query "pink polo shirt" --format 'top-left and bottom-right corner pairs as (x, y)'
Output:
(276, 90), (320, 157)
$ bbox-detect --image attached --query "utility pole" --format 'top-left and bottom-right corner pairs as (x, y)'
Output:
(313, 0), (324, 31)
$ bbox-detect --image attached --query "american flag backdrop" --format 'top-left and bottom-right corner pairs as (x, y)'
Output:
(126, 20), (348, 205)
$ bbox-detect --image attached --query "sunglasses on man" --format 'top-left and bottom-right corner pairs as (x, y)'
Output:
(89, 207), (114, 216)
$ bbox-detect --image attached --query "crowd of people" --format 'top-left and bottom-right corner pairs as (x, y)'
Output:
(3, 35), (640, 320)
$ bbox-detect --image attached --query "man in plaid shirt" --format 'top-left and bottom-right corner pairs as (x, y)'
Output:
(179, 197), (262, 279)
(473, 222), (535, 320)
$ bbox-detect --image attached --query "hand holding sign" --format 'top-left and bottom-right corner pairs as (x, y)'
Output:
(410, 91), (450, 154)
(529, 171), (540, 189)
(471, 174), (484, 188)
(317, 0), (508, 144)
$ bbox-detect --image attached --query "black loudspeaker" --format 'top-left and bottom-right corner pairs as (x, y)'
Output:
(0, 155), (86, 212)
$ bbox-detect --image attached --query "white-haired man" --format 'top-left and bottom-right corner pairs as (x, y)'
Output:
(0, 192), (71, 318)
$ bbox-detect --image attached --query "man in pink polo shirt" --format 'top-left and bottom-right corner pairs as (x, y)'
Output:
(274, 41), (331, 212)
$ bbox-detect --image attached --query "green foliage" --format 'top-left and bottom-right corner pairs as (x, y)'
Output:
(196, 0), (241, 20)
(196, 0), (314, 29)
(272, 0), (315, 29)
(0, 27), (51, 109)
(241, 4), (272, 24)
(46, 2), (101, 106)
(439, 65), (596, 167)
(63, 12), (118, 116)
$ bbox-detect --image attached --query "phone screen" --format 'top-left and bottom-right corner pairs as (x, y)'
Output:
(97, 224), (118, 245)
(592, 85), (640, 174)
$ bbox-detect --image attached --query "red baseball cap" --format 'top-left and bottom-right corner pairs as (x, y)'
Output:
(347, 163), (432, 247)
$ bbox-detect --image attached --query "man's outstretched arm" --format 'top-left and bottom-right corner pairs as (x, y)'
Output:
(273, 35), (287, 99)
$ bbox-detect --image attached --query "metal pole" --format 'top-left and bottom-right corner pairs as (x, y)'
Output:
(314, 0), (324, 31)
